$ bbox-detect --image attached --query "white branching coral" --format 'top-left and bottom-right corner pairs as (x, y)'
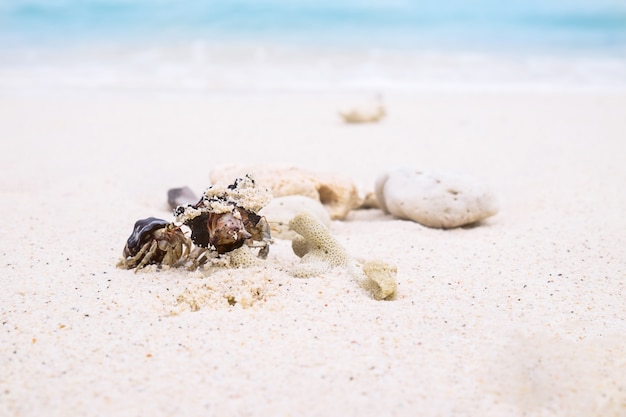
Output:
(288, 211), (351, 277)
(288, 211), (398, 300)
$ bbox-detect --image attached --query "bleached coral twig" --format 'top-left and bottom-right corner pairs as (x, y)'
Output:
(288, 211), (397, 300)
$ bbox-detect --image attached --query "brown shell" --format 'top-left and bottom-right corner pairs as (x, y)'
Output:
(184, 207), (270, 255)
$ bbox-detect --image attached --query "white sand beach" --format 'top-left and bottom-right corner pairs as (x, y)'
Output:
(1, 90), (625, 416)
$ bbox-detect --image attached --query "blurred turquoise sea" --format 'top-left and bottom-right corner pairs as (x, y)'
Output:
(1, 0), (625, 91)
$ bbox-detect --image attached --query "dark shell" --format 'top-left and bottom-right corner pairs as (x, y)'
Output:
(167, 186), (199, 210)
(123, 217), (170, 257)
(184, 213), (211, 248)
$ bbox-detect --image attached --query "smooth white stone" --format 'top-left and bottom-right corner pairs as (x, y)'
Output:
(375, 168), (498, 228)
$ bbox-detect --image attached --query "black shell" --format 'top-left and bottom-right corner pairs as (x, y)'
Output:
(124, 217), (170, 257)
(184, 213), (211, 248)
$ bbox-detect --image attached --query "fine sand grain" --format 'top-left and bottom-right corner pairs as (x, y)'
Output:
(1, 91), (625, 416)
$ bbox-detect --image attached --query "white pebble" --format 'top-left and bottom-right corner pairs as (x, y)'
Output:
(375, 168), (498, 228)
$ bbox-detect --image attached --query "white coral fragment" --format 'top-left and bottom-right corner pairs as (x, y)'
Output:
(288, 211), (351, 278)
(227, 246), (263, 269)
(288, 211), (398, 300)
(339, 95), (386, 124)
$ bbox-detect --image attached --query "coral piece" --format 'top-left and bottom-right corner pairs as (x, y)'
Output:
(227, 246), (264, 269)
(117, 217), (191, 271)
(362, 260), (397, 300)
(291, 235), (311, 259)
(288, 211), (351, 278)
(175, 175), (272, 258)
(288, 211), (398, 300)
(210, 165), (362, 220)
(359, 191), (381, 209)
(338, 95), (386, 124)
(339, 105), (386, 124)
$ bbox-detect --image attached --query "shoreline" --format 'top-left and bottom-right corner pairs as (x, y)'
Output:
(1, 39), (625, 94)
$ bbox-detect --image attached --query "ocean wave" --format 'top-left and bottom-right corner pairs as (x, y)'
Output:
(1, 1), (625, 93)
(1, 40), (625, 93)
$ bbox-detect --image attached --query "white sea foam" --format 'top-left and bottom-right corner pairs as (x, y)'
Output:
(1, 40), (625, 94)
